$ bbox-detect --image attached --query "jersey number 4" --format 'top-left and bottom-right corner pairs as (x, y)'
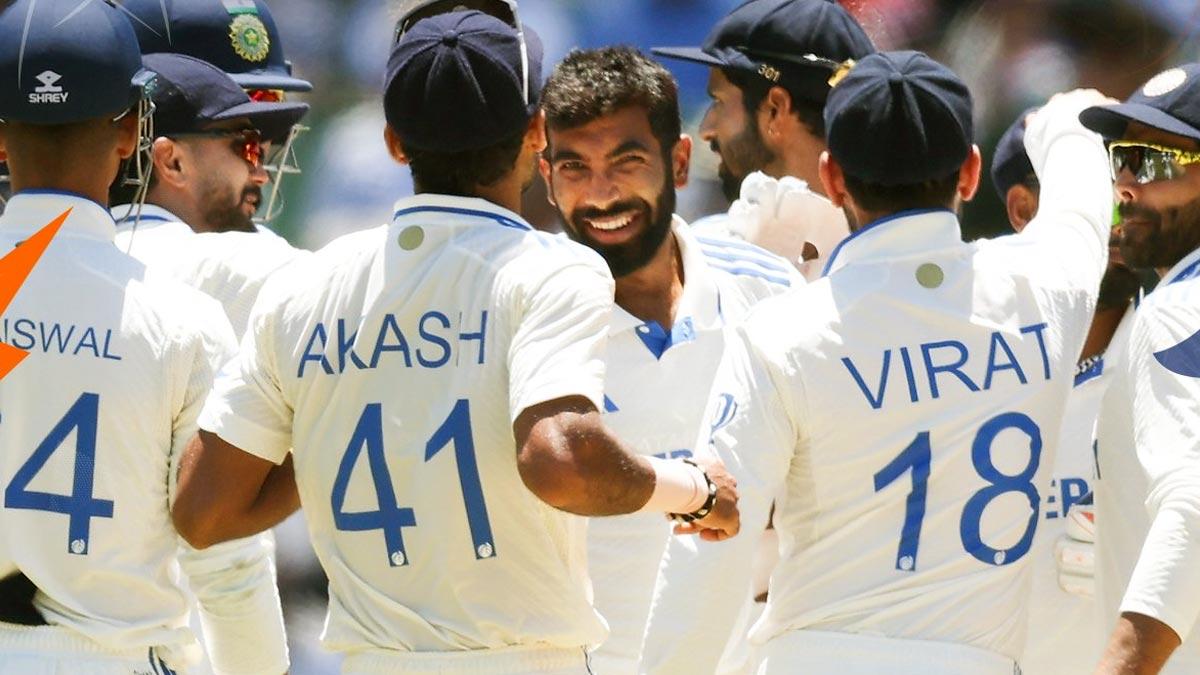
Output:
(4, 393), (114, 556)
(873, 411), (1042, 571)
(331, 400), (496, 567)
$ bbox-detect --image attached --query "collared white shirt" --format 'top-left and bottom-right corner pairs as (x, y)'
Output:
(1095, 246), (1200, 673)
(199, 193), (617, 655)
(113, 204), (305, 340)
(706, 194), (1106, 661)
(0, 192), (285, 669)
(587, 218), (799, 675)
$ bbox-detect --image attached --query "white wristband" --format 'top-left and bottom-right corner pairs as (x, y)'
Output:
(641, 457), (709, 514)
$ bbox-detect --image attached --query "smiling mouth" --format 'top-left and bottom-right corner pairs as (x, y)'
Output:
(585, 209), (637, 232)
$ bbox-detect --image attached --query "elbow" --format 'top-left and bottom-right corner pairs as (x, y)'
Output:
(172, 502), (224, 550)
(517, 447), (587, 512)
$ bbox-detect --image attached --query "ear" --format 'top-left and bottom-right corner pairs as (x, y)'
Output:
(671, 133), (692, 189)
(818, 151), (848, 208)
(957, 145), (983, 203)
(760, 86), (793, 142)
(383, 125), (409, 165)
(1004, 184), (1039, 233)
(150, 137), (187, 189)
(115, 112), (139, 160)
(538, 155), (556, 206)
(526, 109), (547, 154)
(0, 122), (7, 162)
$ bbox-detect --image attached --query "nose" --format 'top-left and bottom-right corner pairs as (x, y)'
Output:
(583, 170), (622, 211)
(1113, 167), (1140, 206)
(699, 105), (717, 144)
(250, 163), (270, 186)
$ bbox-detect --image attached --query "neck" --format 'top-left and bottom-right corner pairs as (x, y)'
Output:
(11, 174), (110, 207)
(452, 173), (524, 215)
(145, 188), (208, 232)
(614, 229), (684, 328)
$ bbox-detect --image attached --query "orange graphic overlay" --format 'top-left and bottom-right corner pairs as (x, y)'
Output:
(0, 208), (71, 381)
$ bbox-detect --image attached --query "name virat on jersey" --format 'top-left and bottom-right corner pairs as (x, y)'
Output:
(843, 322), (1053, 409)
(297, 310), (488, 377)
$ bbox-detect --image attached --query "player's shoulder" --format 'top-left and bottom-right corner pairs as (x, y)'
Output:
(124, 276), (234, 352)
(684, 228), (799, 296)
(496, 230), (613, 291)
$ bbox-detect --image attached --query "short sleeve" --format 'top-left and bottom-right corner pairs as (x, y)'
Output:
(197, 281), (294, 465)
(506, 256), (615, 421)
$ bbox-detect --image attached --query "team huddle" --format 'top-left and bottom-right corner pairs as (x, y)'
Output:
(1, 0), (1199, 674)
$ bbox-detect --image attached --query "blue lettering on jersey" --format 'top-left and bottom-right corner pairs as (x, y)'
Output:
(1043, 476), (1091, 520)
(298, 310), (489, 377)
(0, 318), (122, 361)
(842, 323), (1053, 409)
(652, 449), (693, 460)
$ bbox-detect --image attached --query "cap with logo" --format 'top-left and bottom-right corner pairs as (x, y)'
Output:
(384, 10), (542, 153)
(143, 53), (308, 141)
(991, 107), (1039, 200)
(0, 0), (149, 124)
(824, 50), (974, 185)
(1080, 64), (1200, 143)
(120, 0), (311, 92)
(653, 0), (875, 104)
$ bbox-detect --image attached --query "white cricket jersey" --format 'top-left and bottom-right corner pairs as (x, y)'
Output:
(1095, 248), (1200, 673)
(113, 204), (305, 340)
(199, 193), (617, 656)
(0, 192), (263, 660)
(1021, 364), (1104, 674)
(587, 219), (800, 675)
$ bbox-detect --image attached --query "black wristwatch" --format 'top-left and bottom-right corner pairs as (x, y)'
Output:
(671, 458), (719, 524)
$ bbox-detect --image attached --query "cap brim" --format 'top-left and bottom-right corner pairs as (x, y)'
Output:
(651, 46), (726, 68)
(1080, 102), (1200, 143)
(229, 71), (314, 93)
(213, 100), (310, 141)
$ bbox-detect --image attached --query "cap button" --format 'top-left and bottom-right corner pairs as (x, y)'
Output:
(442, 32), (459, 47)
(888, 72), (905, 86)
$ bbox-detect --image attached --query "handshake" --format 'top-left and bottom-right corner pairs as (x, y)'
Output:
(1055, 492), (1097, 598)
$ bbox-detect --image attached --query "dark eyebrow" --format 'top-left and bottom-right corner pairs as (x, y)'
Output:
(549, 148), (585, 163)
(608, 140), (652, 159)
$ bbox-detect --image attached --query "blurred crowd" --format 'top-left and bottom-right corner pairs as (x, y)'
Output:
(253, 1), (1199, 672)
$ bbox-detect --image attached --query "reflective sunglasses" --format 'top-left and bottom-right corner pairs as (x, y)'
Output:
(392, 0), (530, 104)
(170, 128), (265, 168)
(247, 88), (287, 103)
(1108, 140), (1200, 184)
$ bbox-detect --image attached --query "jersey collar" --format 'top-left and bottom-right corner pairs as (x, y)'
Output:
(609, 216), (723, 337)
(0, 191), (117, 242)
(391, 193), (532, 231)
(1162, 245), (1200, 287)
(822, 208), (960, 277)
(110, 203), (185, 228)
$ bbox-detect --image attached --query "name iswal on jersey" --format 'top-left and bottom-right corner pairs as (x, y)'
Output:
(843, 322), (1051, 409)
(0, 318), (122, 360)
(298, 310), (487, 377)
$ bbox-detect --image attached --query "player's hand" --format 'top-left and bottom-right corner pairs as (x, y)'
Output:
(674, 455), (740, 541)
(1055, 492), (1096, 598)
(728, 172), (848, 279)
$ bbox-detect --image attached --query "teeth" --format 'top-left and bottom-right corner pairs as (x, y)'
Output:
(587, 212), (635, 231)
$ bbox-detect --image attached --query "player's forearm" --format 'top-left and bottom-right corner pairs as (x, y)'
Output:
(1096, 612), (1180, 675)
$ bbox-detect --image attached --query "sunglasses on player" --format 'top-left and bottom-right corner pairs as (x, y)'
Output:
(1108, 140), (1200, 184)
(392, 0), (530, 104)
(169, 128), (265, 168)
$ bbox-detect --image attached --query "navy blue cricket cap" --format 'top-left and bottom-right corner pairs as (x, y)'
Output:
(1080, 63), (1200, 143)
(143, 53), (308, 141)
(120, 0), (312, 92)
(653, 0), (875, 104)
(384, 10), (542, 153)
(991, 107), (1038, 200)
(0, 0), (150, 125)
(825, 51), (974, 185)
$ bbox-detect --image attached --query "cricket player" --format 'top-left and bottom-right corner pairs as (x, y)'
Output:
(1078, 64), (1200, 674)
(537, 46), (800, 675)
(0, 1), (287, 673)
(990, 111), (1139, 674)
(171, 11), (740, 675)
(701, 51), (1112, 674)
(113, 53), (310, 339)
(121, 0), (313, 226)
(655, 0), (875, 278)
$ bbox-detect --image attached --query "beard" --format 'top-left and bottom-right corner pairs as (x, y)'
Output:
(563, 173), (676, 278)
(711, 119), (775, 202)
(1116, 197), (1200, 270)
(201, 181), (261, 233)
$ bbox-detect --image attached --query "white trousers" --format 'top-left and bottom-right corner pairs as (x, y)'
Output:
(342, 644), (592, 675)
(757, 629), (1020, 675)
(0, 623), (180, 675)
